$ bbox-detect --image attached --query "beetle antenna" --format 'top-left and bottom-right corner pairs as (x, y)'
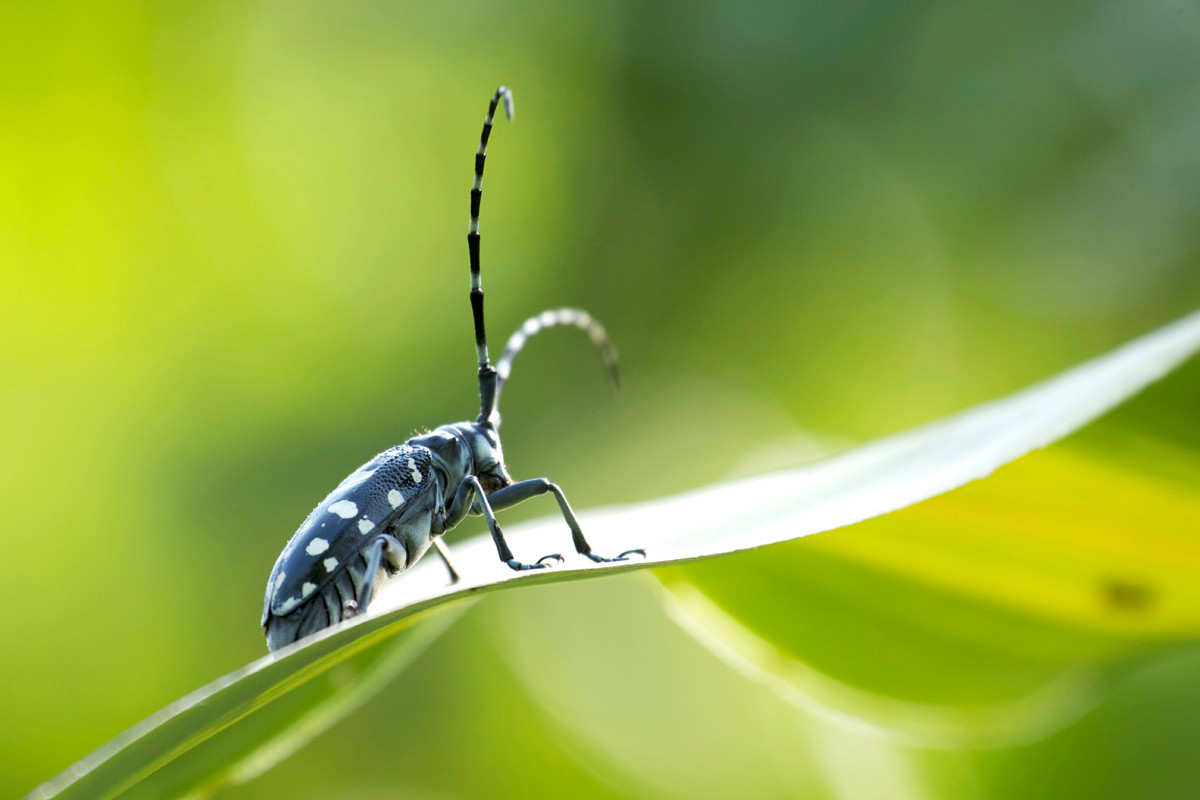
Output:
(493, 308), (619, 421)
(470, 86), (514, 424)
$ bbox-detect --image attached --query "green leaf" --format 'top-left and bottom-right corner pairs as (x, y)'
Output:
(29, 604), (469, 800)
(27, 309), (1200, 798)
(658, 440), (1200, 747)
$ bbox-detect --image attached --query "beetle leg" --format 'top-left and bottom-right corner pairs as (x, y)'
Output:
(443, 477), (478, 530)
(448, 475), (562, 571)
(485, 478), (645, 563)
(431, 538), (461, 583)
(355, 537), (385, 611)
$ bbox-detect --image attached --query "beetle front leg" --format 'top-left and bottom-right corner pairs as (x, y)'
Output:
(447, 476), (563, 571)
(486, 478), (644, 563)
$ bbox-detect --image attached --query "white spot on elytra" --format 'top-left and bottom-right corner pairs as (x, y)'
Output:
(406, 457), (422, 483)
(272, 571), (286, 597)
(388, 489), (405, 509)
(306, 538), (329, 556)
(328, 500), (358, 519)
(277, 596), (300, 614)
(323, 557), (338, 572)
(302, 582), (317, 598)
(357, 517), (375, 535)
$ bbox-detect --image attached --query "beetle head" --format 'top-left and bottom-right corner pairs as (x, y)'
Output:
(470, 423), (512, 493)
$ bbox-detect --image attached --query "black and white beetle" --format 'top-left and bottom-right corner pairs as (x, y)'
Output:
(262, 86), (643, 651)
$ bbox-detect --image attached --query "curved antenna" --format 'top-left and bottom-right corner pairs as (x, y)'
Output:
(493, 308), (620, 421)
(470, 86), (515, 424)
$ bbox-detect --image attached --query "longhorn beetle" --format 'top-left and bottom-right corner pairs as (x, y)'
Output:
(262, 86), (643, 651)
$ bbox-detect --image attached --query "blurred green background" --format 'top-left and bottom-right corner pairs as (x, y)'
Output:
(5, 0), (1200, 797)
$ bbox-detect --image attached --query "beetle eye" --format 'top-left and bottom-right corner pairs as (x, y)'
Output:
(480, 474), (507, 494)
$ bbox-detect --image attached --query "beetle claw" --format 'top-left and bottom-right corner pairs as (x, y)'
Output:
(584, 548), (646, 564)
(507, 554), (563, 571)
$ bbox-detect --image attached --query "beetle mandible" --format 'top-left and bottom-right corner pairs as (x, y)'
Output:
(262, 86), (643, 651)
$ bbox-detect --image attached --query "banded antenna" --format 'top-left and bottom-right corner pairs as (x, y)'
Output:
(493, 309), (620, 421)
(470, 86), (515, 424)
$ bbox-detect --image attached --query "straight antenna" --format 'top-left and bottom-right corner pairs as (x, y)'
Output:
(468, 86), (514, 423)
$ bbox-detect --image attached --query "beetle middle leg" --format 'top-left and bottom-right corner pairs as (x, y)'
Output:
(337, 533), (407, 619)
(486, 478), (644, 564)
(446, 476), (563, 571)
(355, 537), (387, 611)
(431, 538), (461, 583)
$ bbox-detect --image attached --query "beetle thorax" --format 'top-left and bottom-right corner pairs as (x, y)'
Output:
(412, 421), (512, 496)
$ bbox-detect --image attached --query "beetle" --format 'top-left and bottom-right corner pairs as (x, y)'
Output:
(262, 86), (643, 651)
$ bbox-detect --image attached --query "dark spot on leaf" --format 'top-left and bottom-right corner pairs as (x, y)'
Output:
(1102, 578), (1153, 612)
